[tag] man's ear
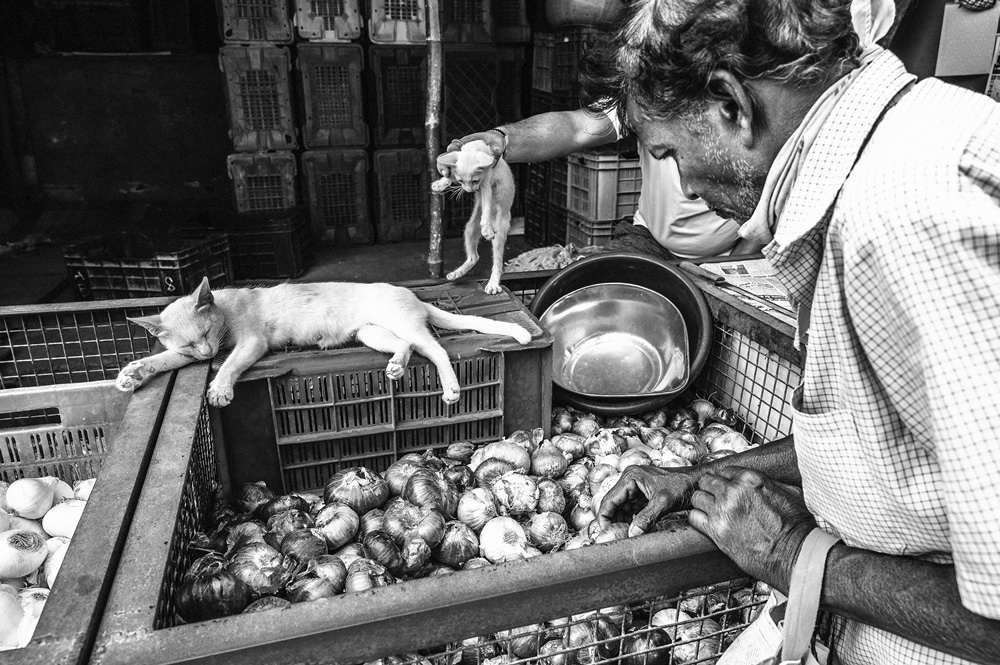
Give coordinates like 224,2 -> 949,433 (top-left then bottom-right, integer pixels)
128,315 -> 165,337
473,152 -> 495,170
194,276 -> 214,311
706,70 -> 757,147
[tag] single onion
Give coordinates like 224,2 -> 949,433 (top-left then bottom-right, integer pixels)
344,558 -> 395,592
491,472 -> 538,516
663,431 -> 707,462
591,472 -> 621,519
5,479 -> 55,520
639,427 -> 670,451
302,554 -> 347,592
550,433 -> 586,462
568,504 -> 596,532
256,494 -> 309,521
642,408 -> 668,428
43,477 -> 74,504
332,542 -> 367,569
478,516 -> 528,563
564,616 -> 620,664
587,464 -> 617,496
363,531 -> 405,577
473,441 -> 531,473
324,467 -> 389,515
42,542 -> 69,588
0,529 -> 47,578
432,521 -> 479,568
558,463 -> 590,498
400,536 -> 432,576
403,468 -> 459,518
286,574 -> 339,602
243,596 -> 292,613
535,478 -> 566,515
526,512 -> 568,552
443,465 -> 475,494
225,521 -> 267,553
496,623 -> 544,658
266,509 -> 314,542
462,557 -> 491,570
313,503 -> 360,550
183,552 -> 228,583
175,570 -> 251,622
452,635 -> 501,665
444,442 -> 476,465
610,415 -> 645,431
381,499 -> 446,548
0,587 -> 22,648
227,542 -> 296,597
698,423 -> 733,449
384,454 -> 427,496
619,629 -> 672,665
539,639 -> 570,665
358,509 -> 385,541
456,488 -> 498,533
571,417 -> 600,439
584,430 -> 625,457
474,458 -> 516,490
712,430 -> 752,453
235,481 -> 275,515
672,617 -> 723,663
73,478 -> 96,501
531,442 -> 568,478
668,407 -> 698,433
617,448 -> 652,471
551,408 -> 575,434
280,529 -> 328,563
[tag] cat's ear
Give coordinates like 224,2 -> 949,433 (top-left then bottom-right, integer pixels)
436,152 -> 459,176
194,277 -> 214,311
472,152 -> 495,170
128,315 -> 165,337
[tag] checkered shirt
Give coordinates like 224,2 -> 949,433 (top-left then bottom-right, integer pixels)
762,51 -> 1000,664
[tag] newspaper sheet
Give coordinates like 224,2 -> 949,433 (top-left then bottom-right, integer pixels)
697,259 -> 796,325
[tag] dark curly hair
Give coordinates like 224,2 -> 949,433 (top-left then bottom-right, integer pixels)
581,0 -> 860,131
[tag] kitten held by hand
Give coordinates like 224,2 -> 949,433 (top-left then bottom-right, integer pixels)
115,277 -> 532,407
433,140 -> 515,295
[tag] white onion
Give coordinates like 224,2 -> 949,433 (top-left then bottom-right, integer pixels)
43,542 -> 69,588
9,517 -> 46,539
43,477 -> 74,503
479,517 -> 528,563
5,479 -> 55,520
0,530 -> 47,578
591,472 -> 622,519
73,478 -> 97,501
42,499 -> 86,539
0,591 -> 24,648
456,488 -> 498,533
491,472 -> 539,517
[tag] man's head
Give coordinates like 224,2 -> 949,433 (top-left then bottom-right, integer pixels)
582,0 -> 861,223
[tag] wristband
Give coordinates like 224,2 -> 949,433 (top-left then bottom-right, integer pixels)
486,127 -> 509,161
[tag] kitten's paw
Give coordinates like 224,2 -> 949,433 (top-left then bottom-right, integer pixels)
445,270 -> 461,281
483,279 -> 503,295
115,361 -> 146,392
442,384 -> 461,404
385,360 -> 406,380
207,382 -> 234,408
431,177 -> 451,193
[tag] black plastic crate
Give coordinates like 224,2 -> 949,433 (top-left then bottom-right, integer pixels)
371,46 -> 428,147
442,44 -> 499,140
64,234 -> 232,300
220,45 -> 297,151
298,43 -> 367,148
374,148 -> 429,242
217,0 -> 294,43
301,148 -> 372,245
294,0 -> 363,42
227,150 -> 299,212
440,0 -> 491,42
531,32 -> 554,92
549,155 -> 569,207
552,27 -> 600,94
51,0 -> 150,52
492,0 -> 529,43
498,45 -> 526,124
530,88 -> 553,115
369,0 -> 427,43
523,193 -> 549,248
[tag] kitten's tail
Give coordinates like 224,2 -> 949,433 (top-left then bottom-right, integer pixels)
423,303 -> 532,345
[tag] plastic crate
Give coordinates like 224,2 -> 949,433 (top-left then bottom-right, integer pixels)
301,148 -> 372,245
531,32 -> 554,92
500,268 -> 557,308
440,0 -> 492,43
217,0 -> 293,43
293,0 -> 362,41
220,45 -> 297,152
552,26 -> 600,94
297,43 -> 367,148
549,155 -> 569,207
227,150 -> 299,212
492,0 -> 529,43
369,0 -> 427,43
51,0 -> 149,52
371,46 -> 428,147
523,193 -> 549,248
88,289 -> 804,665
548,202 -> 568,246
64,234 -> 232,301
443,45 -> 499,144
374,148 -> 430,242
565,210 -> 615,247
497,45 -> 526,124
567,149 -> 642,222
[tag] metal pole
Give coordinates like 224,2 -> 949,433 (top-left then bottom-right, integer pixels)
425,0 -> 444,278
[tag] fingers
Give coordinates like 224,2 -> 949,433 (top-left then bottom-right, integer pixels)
446,138 -> 465,152
596,476 -> 640,527
628,493 -> 672,535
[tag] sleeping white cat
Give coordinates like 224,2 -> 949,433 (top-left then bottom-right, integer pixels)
116,277 -> 532,407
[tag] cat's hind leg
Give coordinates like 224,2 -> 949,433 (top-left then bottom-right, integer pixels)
356,325 -> 413,381
396,327 -> 461,404
446,205 -> 483,282
483,211 -> 510,295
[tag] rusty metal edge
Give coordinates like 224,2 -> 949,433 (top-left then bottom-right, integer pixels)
0,296 -> 177,317
695,282 -> 800,367
8,371 -> 176,665
92,523 -> 742,665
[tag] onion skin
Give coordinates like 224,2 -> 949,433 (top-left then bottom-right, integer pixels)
344,558 -> 395,592
443,465 -> 476,494
183,552 -> 228,583
381,500 -> 446,548
571,417 -> 600,439
477,441 -> 531,473
619,630 -> 672,665
175,571 -> 251,622
474,458 -> 516,490
324,467 -> 389,515
535,478 -> 566,515
286,575 -> 339,603
384,455 -> 427,497
313,503 -> 360,550
358,509 -> 385,541
402,469 -> 459,518
456,488 -> 498,533
531,442 -> 568,478
256,495 -> 309,521
363,531 -> 405,578
479,516 -> 528,563
235,482 -> 275,515
491,472 -> 539,516
527,512 -> 568,552
243,596 -> 291,613
280,529 -> 328,563
432,521 -> 479,568
304,554 -> 347,592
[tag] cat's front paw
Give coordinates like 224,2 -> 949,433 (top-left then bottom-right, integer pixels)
207,381 -> 234,408
483,279 -> 503,295
385,360 -> 406,380
431,177 -> 451,193
115,361 -> 147,392
442,384 -> 461,405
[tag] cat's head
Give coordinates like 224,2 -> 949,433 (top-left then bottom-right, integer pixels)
128,277 -> 225,360
436,140 -> 495,193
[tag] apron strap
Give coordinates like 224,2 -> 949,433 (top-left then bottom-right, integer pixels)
779,528 -> 842,663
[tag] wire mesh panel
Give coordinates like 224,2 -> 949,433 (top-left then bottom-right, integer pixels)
294,0 -> 362,41
371,46 -> 428,147
218,0 -> 294,43
440,0 -> 492,43
442,45 -> 499,141
302,148 -> 371,245
374,148 -> 430,242
220,45 -> 297,151
369,0 -> 427,43
298,44 -> 367,148
227,150 -> 298,212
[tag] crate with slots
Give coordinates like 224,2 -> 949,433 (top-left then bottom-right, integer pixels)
227,150 -> 298,213
492,0 -> 529,43
301,148 -> 372,246
374,148 -> 430,242
83,280 -> 802,665
523,193 -> 550,248
64,233 -> 232,301
552,27 -> 601,95
531,32 -> 555,93
293,0 -> 362,42
567,149 -> 642,223
565,210 -> 616,248
369,0 -> 427,43
440,0 -> 492,43
298,43 -> 367,149
217,0 -> 293,43
220,45 -> 297,152
0,298 -> 178,665
371,45 -> 429,147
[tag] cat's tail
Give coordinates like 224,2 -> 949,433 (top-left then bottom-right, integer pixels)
423,303 -> 532,345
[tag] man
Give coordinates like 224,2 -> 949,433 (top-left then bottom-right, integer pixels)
589,0 -> 1000,663
444,109 -> 760,260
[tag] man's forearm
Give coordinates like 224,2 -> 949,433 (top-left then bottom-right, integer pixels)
499,110 -> 616,163
707,434 -> 801,486
823,546 -> 1000,663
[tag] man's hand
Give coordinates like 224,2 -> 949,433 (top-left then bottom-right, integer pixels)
688,466 -> 816,592
444,131 -> 505,159
595,465 -> 698,535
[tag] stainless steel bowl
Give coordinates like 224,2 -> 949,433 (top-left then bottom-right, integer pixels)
540,282 -> 690,399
